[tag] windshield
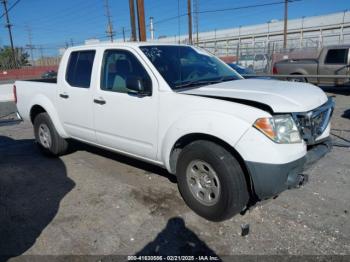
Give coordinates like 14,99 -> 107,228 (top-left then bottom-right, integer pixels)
140,45 -> 242,90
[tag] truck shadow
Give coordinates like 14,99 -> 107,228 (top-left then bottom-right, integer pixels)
67,140 -> 177,184
320,85 -> 350,96
136,217 -> 219,258
0,136 -> 75,261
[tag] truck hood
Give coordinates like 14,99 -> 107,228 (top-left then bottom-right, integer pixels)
178,79 -> 328,113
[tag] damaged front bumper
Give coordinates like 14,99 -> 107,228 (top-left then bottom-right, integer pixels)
246,138 -> 332,200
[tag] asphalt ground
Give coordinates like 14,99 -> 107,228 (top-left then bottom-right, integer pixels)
0,85 -> 349,260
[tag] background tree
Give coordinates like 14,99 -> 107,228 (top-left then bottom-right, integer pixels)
0,46 -> 30,69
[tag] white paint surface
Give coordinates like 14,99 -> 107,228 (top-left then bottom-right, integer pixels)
0,84 -> 14,102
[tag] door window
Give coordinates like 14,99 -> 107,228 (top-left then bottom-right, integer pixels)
101,49 -> 152,94
324,49 -> 348,64
255,54 -> 264,61
66,50 -> 96,88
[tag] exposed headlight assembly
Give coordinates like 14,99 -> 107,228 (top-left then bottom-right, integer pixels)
254,115 -> 302,144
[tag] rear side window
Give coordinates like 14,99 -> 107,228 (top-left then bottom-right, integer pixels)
255,54 -> 265,61
66,50 -> 96,88
324,49 -> 348,64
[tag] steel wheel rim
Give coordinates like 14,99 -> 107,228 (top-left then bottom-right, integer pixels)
186,160 -> 221,206
38,124 -> 52,149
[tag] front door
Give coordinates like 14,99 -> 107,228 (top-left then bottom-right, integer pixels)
93,48 -> 158,160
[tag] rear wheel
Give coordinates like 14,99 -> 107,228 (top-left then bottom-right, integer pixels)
287,74 -> 307,83
176,140 -> 249,222
34,112 -> 68,156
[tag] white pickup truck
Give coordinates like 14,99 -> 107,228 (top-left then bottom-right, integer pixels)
15,43 -> 334,221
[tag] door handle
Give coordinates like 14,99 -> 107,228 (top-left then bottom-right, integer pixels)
59,93 -> 69,99
94,98 -> 106,105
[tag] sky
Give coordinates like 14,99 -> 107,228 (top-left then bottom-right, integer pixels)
0,0 -> 349,57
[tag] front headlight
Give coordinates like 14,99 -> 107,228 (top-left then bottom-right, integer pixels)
254,115 -> 302,144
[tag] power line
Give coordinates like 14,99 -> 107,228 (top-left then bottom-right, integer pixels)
197,0 -> 302,14
0,0 -> 21,19
19,0 -> 97,25
152,0 -> 303,26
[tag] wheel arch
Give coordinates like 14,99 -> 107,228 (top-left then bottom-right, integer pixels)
29,95 -> 68,138
169,133 -> 255,200
290,69 -> 310,81
30,104 -> 46,123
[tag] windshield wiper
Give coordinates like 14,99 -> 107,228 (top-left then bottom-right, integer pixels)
174,76 -> 237,89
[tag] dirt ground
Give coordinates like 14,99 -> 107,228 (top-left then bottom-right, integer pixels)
0,86 -> 349,260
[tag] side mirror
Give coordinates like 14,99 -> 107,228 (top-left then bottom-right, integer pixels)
126,76 -> 151,96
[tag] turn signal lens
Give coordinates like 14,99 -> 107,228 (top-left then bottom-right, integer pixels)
254,118 -> 276,140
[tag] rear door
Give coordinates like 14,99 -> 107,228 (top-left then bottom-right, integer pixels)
57,50 -> 97,142
318,48 -> 350,85
93,47 -> 158,159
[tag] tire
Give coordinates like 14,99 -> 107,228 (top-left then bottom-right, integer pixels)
176,140 -> 249,222
34,112 -> 68,156
287,74 -> 307,83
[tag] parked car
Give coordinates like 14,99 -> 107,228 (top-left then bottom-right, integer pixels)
41,70 -> 57,79
227,63 -> 271,79
15,43 -> 333,221
238,54 -> 269,72
227,63 -> 255,75
273,45 -> 350,85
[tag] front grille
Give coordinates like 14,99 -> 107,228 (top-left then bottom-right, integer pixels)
292,97 -> 334,145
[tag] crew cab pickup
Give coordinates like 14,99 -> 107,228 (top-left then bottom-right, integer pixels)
273,45 -> 350,85
15,43 -> 334,221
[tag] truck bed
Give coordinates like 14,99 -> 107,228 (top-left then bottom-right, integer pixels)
15,79 -> 57,122
276,58 -> 318,65
274,58 -> 319,81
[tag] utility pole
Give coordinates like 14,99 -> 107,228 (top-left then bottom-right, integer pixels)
122,27 -> 126,42
39,45 -> 44,66
1,0 -> 16,67
70,38 -> 74,46
283,0 -> 288,49
149,17 -> 155,40
193,0 -> 199,45
25,25 -> 35,66
129,0 -> 137,41
104,0 -> 115,42
187,0 -> 193,45
136,0 -> 146,41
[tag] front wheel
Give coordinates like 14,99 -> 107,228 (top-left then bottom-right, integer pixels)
176,140 -> 249,222
34,112 -> 68,156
